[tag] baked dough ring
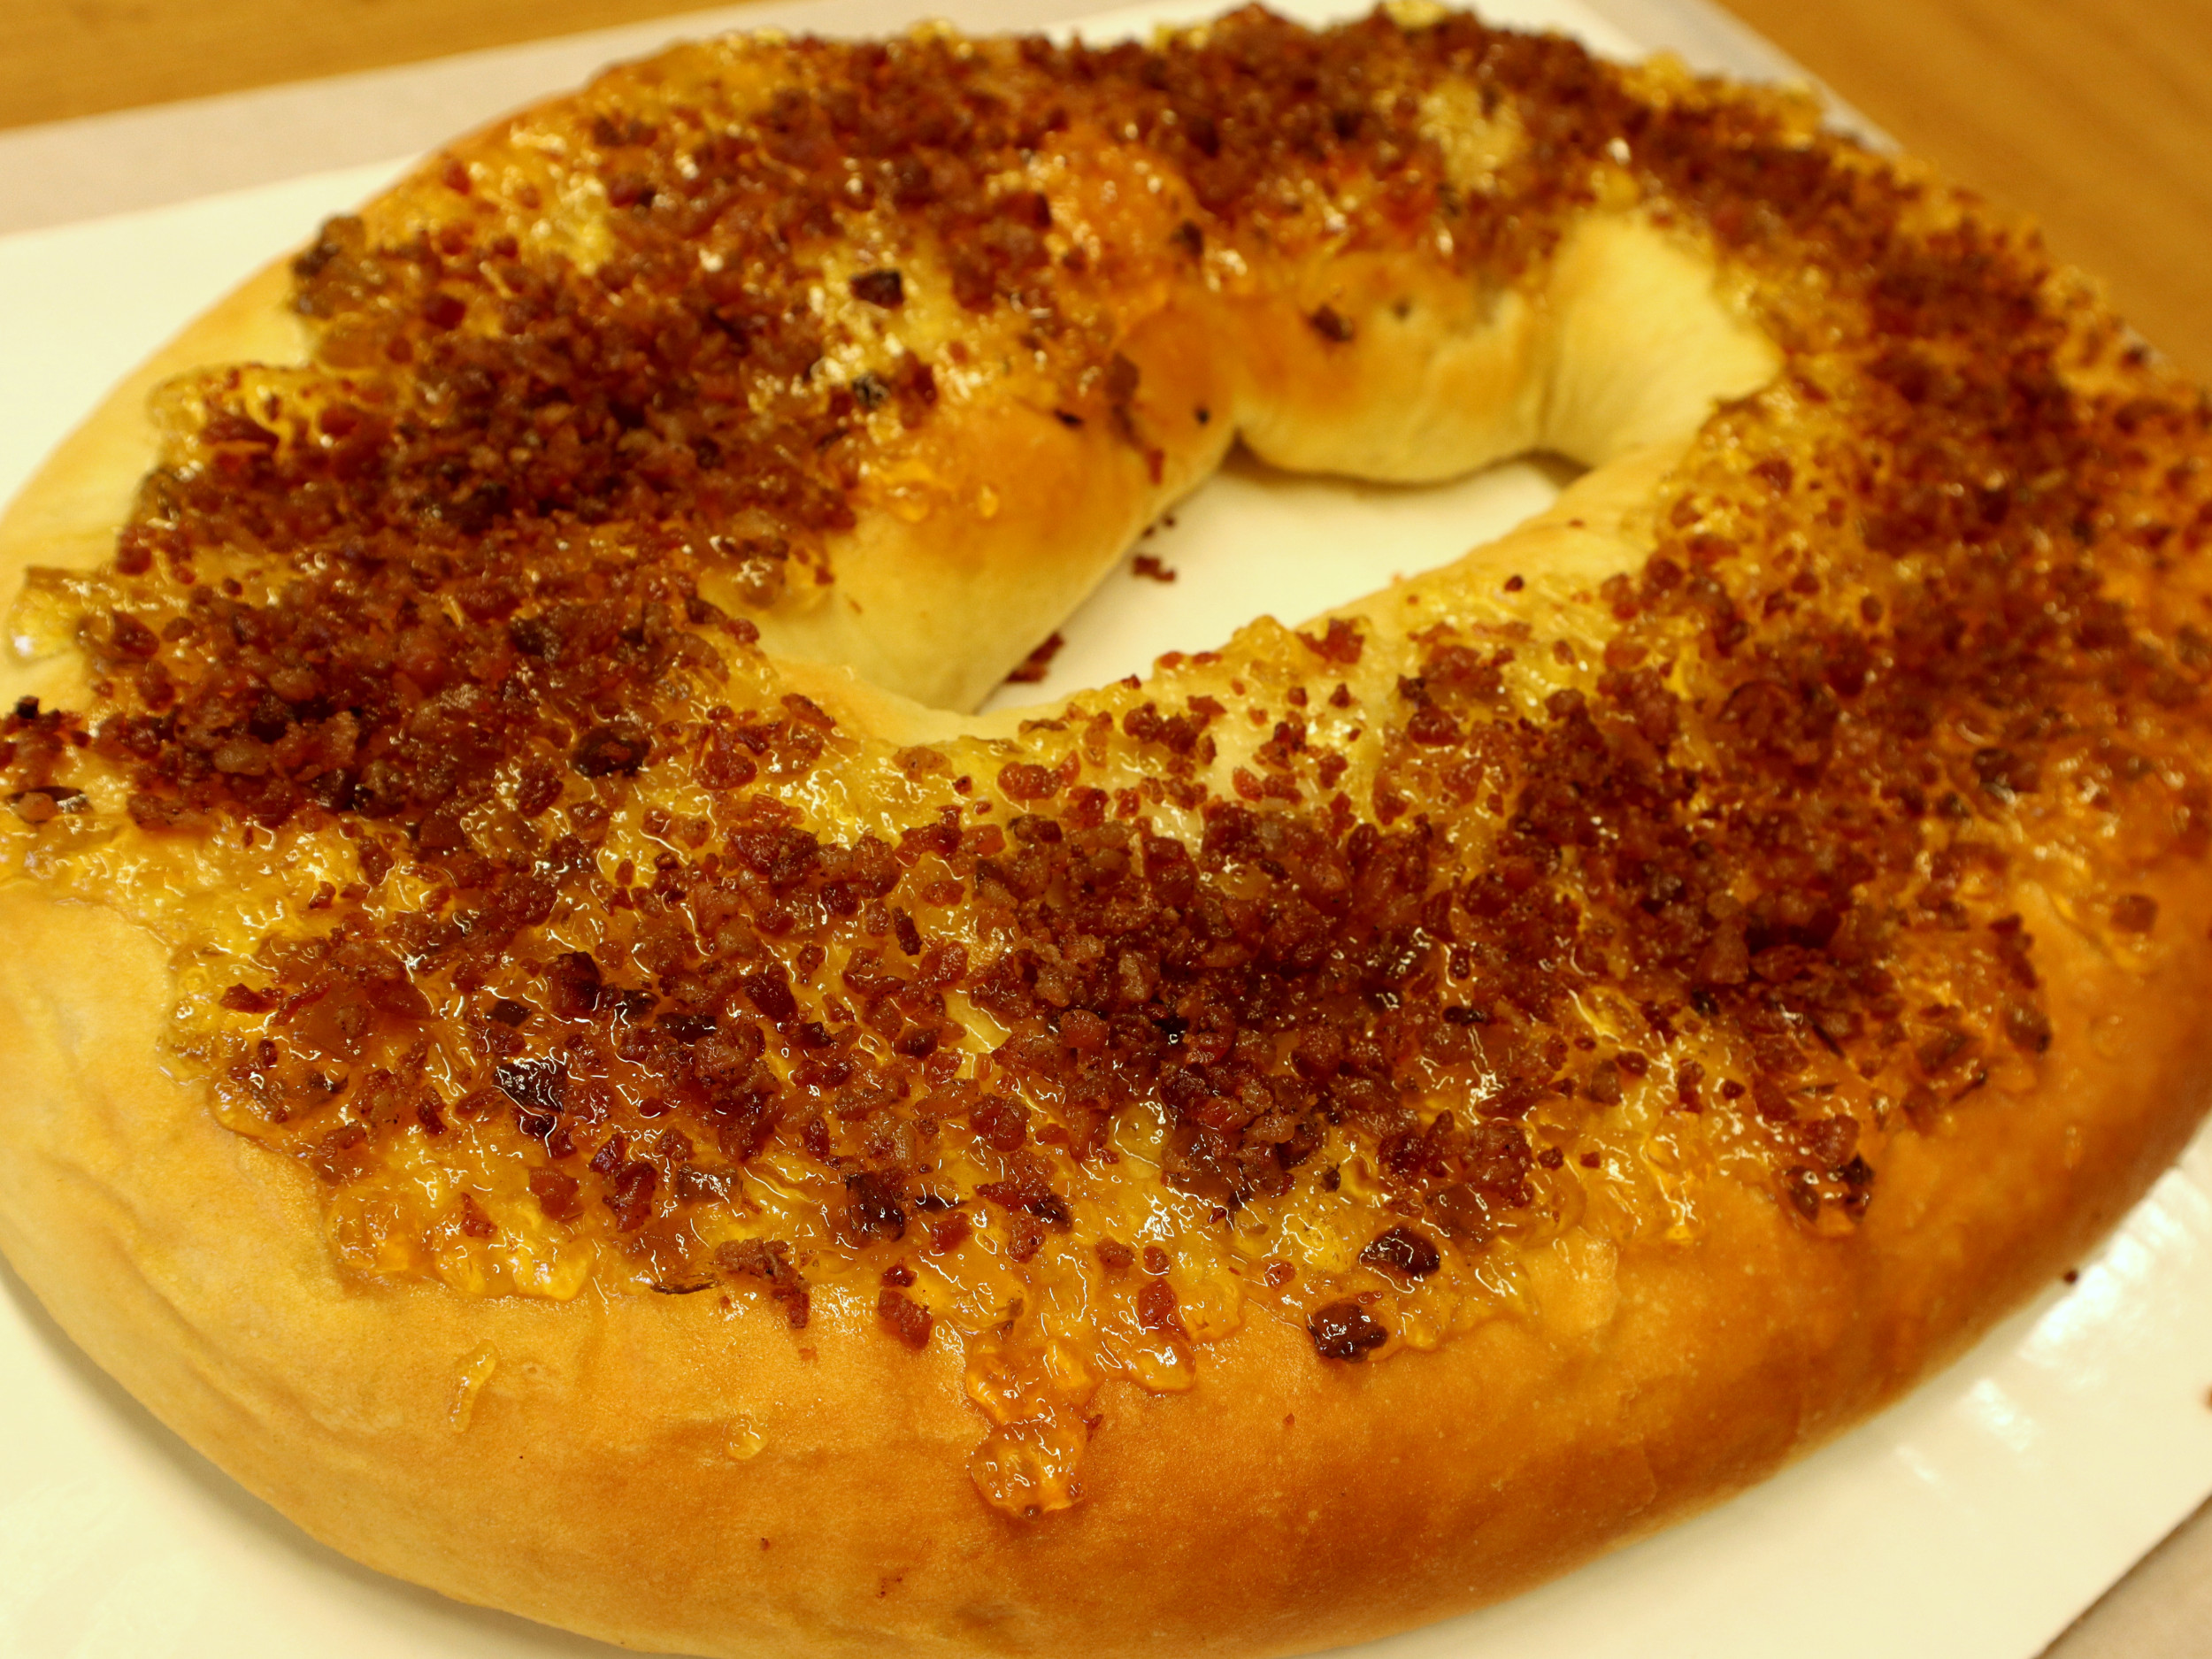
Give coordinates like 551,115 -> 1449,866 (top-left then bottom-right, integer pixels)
4,8 -> 2211,1657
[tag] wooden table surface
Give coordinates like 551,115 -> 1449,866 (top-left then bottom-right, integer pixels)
4,0 -> 2209,378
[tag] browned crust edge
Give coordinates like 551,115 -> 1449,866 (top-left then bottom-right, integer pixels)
2,840 -> 2205,1658
2,29 -> 2210,1659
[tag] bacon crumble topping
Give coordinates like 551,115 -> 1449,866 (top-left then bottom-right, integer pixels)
6,7 -> 2212,1515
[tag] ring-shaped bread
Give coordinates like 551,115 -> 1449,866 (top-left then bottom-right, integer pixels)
3,7 -> 2211,1656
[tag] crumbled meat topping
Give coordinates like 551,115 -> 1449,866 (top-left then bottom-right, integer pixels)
7,8 -> 2212,1517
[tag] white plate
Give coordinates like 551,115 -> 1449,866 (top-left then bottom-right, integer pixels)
2,2 -> 2208,1655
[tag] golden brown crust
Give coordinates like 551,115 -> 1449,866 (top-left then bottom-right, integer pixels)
4,813 -> 2206,1657
4,10 -> 2212,1658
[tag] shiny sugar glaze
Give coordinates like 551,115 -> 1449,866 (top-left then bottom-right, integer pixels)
8,9 -> 2212,1514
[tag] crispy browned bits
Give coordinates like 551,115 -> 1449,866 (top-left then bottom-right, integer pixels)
7,11 -> 2212,1380
571,723 -> 654,779
1309,1299 -> 1390,1361
1359,1225 -> 1442,1279
848,268 -> 905,308
717,1239 -> 811,1329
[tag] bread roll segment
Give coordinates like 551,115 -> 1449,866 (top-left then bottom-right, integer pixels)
3,7 -> 2211,1656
